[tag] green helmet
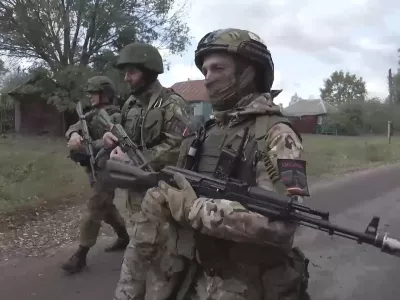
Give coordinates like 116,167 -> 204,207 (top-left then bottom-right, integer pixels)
116,42 -> 164,74
85,76 -> 116,102
194,28 -> 274,91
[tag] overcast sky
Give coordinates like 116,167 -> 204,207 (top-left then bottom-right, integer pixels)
158,0 -> 400,107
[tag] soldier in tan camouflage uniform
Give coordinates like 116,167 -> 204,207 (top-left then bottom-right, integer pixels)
102,42 -> 192,300
141,29 -> 311,300
62,76 -> 129,274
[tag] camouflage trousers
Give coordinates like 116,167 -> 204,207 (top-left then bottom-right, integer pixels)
184,249 -> 311,300
79,184 -> 126,248
113,191 -> 186,300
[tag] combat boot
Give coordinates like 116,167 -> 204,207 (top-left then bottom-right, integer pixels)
61,245 -> 89,274
105,225 -> 130,252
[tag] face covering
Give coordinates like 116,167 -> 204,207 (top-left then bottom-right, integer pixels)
206,63 -> 256,112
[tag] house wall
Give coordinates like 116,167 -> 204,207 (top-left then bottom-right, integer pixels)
18,98 -> 64,136
290,115 -> 318,134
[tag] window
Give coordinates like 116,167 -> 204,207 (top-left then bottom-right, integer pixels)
317,115 -> 323,125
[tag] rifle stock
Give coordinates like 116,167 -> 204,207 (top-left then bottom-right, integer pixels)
105,160 -> 400,258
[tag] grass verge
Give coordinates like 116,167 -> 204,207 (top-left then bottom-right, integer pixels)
1,133 -> 400,222
303,134 -> 400,178
0,134 -> 91,228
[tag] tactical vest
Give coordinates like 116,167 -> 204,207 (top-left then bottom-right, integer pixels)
181,113 -> 301,274
120,87 -> 178,147
174,114 -> 310,300
89,105 -> 121,140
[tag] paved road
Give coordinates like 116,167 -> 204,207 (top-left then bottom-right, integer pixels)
1,165 -> 400,300
296,164 -> 400,300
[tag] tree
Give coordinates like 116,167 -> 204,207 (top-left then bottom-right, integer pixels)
386,49 -> 400,105
0,0 -> 190,72
1,65 -> 30,92
367,96 -> 382,103
289,93 -> 301,105
0,0 -> 191,111
0,59 -> 8,85
393,50 -> 400,104
394,72 -> 400,104
320,70 -> 367,106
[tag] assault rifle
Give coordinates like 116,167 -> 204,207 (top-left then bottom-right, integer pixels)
97,108 -> 153,172
75,101 -> 97,183
104,159 -> 400,258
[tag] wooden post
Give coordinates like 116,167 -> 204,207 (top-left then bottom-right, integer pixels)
388,120 -> 393,144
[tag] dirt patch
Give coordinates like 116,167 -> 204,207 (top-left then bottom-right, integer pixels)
0,190 -> 129,261
0,196 -> 84,260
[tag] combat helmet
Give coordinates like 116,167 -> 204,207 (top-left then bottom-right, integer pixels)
116,42 -> 164,74
84,75 -> 116,102
195,28 -> 274,92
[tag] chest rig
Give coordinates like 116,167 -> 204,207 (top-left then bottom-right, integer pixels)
181,114 -> 302,276
89,105 -> 121,140
121,88 -> 177,148
184,118 -> 257,184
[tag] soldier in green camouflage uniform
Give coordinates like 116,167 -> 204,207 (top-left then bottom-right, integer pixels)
141,29 -> 312,300
102,43 -> 192,300
62,76 -> 129,274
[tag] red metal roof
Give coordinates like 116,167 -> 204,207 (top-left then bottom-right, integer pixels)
171,79 -> 209,102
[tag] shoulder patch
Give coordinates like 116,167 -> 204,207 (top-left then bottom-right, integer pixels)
277,159 -> 310,197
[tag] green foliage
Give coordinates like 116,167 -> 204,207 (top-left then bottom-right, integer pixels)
324,103 -> 364,136
320,70 -> 367,106
0,59 -> 8,84
388,49 -> 400,104
0,0 -> 190,110
323,100 -> 400,136
47,65 -> 95,112
0,0 -> 191,71
393,72 -> 400,104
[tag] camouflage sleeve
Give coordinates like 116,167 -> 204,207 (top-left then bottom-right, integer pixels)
65,121 -> 82,139
145,94 -> 192,171
92,108 -> 121,151
176,137 -> 191,168
184,123 -> 304,250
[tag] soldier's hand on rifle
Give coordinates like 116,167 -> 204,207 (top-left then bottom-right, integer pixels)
67,132 -> 83,150
141,187 -> 171,221
156,173 -> 198,222
110,146 -> 131,163
103,132 -> 118,149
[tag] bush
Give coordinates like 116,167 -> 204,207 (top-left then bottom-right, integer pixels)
324,101 -> 400,136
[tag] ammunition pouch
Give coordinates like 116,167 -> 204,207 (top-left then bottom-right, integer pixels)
142,107 -> 164,148
290,246 -> 311,300
124,105 -> 144,143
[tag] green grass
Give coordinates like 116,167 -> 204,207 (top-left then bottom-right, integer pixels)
0,134 -> 90,214
303,134 -> 400,178
0,133 -> 399,216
